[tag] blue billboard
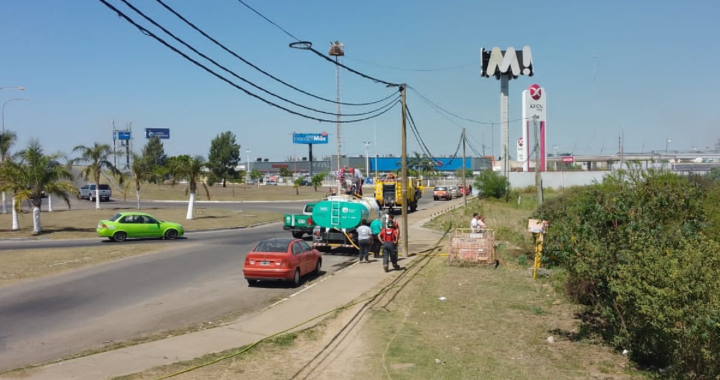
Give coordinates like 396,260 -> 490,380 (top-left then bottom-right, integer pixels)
113,131 -> 131,141
293,132 -> 328,145
145,128 -> 170,139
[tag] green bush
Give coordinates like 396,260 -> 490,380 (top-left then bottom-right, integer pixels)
474,170 -> 509,199
533,168 -> 720,379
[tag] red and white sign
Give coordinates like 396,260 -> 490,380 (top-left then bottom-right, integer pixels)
528,84 -> 542,100
521,84 -> 547,172
561,156 -> 575,163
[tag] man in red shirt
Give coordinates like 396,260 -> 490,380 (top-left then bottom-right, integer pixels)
379,220 -> 401,272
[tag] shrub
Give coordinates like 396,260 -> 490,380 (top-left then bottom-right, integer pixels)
533,168 -> 720,378
474,170 -> 509,199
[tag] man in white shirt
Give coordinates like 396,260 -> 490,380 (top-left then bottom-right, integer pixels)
471,213 -> 487,233
353,168 -> 364,196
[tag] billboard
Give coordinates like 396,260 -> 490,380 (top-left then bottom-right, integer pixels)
293,132 -> 328,145
113,131 -> 131,141
145,128 -> 170,139
521,84 -> 547,172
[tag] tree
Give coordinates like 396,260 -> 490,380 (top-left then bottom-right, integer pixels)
407,152 -> 438,179
250,169 -> 262,188
456,168 -> 474,179
474,170 -> 508,198
0,130 -> 18,214
123,153 -> 152,210
141,136 -> 167,183
207,131 -> 241,187
73,142 -> 124,209
169,155 -> 210,220
16,139 -> 78,234
0,157 -> 29,230
311,172 -> 327,192
293,177 -> 304,195
278,167 -> 293,185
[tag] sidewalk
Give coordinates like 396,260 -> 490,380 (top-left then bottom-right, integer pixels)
19,197 -> 468,380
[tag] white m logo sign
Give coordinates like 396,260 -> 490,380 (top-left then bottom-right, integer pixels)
481,46 -> 534,79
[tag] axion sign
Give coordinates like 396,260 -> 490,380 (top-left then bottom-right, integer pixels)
480,46 -> 534,79
528,84 -> 542,100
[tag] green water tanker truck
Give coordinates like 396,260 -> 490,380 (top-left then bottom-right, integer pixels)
311,195 -> 382,252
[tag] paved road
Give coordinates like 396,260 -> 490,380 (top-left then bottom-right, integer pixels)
0,225 -> 359,371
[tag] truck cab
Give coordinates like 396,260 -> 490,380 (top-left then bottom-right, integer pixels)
283,202 -> 318,238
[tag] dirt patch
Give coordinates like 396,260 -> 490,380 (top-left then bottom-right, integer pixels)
0,208 -> 281,240
0,244 -> 165,287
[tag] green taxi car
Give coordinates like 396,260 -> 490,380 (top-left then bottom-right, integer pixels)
97,212 -> 185,242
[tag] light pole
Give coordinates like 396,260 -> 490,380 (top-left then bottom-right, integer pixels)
0,86 -> 25,91
329,41 -> 345,191
363,142 -> 371,179
1,97 -> 30,215
246,148 -> 252,185
665,138 -> 671,155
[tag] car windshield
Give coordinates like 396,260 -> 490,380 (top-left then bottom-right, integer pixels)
108,213 -> 122,221
253,240 -> 291,253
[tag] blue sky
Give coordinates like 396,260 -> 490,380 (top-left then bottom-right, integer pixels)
1,0 -> 718,162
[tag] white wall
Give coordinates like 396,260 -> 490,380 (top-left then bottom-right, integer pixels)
509,171 -> 608,190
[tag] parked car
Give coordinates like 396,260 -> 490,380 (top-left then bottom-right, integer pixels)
79,184 -> 112,202
433,186 -> 451,201
458,184 -> 472,196
243,237 -> 322,287
448,186 -> 461,198
267,180 -> 278,186
96,212 -> 184,242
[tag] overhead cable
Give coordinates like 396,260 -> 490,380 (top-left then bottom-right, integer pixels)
344,57 -> 478,72
234,0 -> 301,41
119,0 -> 397,118
97,0 -> 400,124
155,0 -> 396,107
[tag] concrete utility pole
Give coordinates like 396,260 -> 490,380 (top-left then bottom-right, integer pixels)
533,115 -> 543,206
462,128 -> 467,208
400,84 -> 409,258
245,148 -> 252,185
500,77 -> 510,178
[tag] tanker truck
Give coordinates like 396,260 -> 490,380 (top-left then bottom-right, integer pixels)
311,195 -> 382,252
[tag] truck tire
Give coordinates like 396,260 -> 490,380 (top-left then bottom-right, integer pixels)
292,232 -> 304,239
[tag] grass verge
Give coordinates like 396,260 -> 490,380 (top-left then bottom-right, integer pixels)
120,183 -> 325,202
0,244 -> 164,287
0,207 -> 282,240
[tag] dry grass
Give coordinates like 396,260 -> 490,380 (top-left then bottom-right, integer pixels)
361,261 -> 649,380
0,244 -> 164,288
120,183 -> 325,202
0,207 -> 282,240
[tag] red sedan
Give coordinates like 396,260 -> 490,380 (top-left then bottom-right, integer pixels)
243,238 -> 322,287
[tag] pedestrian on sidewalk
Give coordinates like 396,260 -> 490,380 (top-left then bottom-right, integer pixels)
356,219 -> 373,263
370,217 -> 383,258
379,220 -> 401,272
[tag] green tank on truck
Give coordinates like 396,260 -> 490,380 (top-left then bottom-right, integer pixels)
311,195 -> 382,251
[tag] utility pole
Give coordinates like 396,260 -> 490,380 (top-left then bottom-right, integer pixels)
462,128 -> 467,208
400,84 -> 409,258
533,115 -> 543,206
329,41 -> 345,191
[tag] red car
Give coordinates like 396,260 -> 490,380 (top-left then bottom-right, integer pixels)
243,238 -> 322,287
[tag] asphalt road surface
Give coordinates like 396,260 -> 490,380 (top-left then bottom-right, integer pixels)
0,196 -> 438,371
0,225 -> 359,371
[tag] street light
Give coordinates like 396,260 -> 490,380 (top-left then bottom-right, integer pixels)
363,142 -> 371,178
665,139 -> 671,155
0,86 -> 25,91
1,97 -> 30,215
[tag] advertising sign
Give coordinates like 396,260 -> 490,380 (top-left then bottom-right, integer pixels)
521,84 -> 547,172
293,132 -> 328,145
516,137 -> 525,162
113,131 -> 131,141
561,156 -> 575,163
145,128 -> 170,139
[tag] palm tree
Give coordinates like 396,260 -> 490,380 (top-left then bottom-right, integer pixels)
169,155 -> 210,220
17,139 -> 78,234
73,142 -> 123,209
0,157 -> 30,230
122,153 -> 152,210
407,152 -> 438,179
0,130 -> 18,214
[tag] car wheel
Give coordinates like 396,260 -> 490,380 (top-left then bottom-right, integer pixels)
292,232 -> 304,239
291,268 -> 301,288
164,229 -> 178,240
313,258 -> 322,276
113,231 -> 127,242
246,279 -> 258,286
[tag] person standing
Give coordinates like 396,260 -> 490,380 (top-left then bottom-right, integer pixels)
353,168 -> 364,196
370,217 -> 383,258
379,220 -> 401,272
356,219 -> 373,263
471,212 -> 480,233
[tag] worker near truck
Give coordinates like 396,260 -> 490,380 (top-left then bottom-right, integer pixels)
353,168 -> 364,196
370,217 -> 383,258
379,220 -> 401,272
356,219 -> 373,263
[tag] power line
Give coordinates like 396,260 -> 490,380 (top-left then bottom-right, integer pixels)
405,104 -> 441,164
97,0 -> 400,124
154,0 -> 395,107
234,0 -> 300,41
119,0 -> 397,118
344,57 -> 478,72
410,86 -> 526,126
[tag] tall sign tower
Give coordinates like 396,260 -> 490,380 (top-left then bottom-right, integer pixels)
521,84 -> 548,171
480,46 -> 534,177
